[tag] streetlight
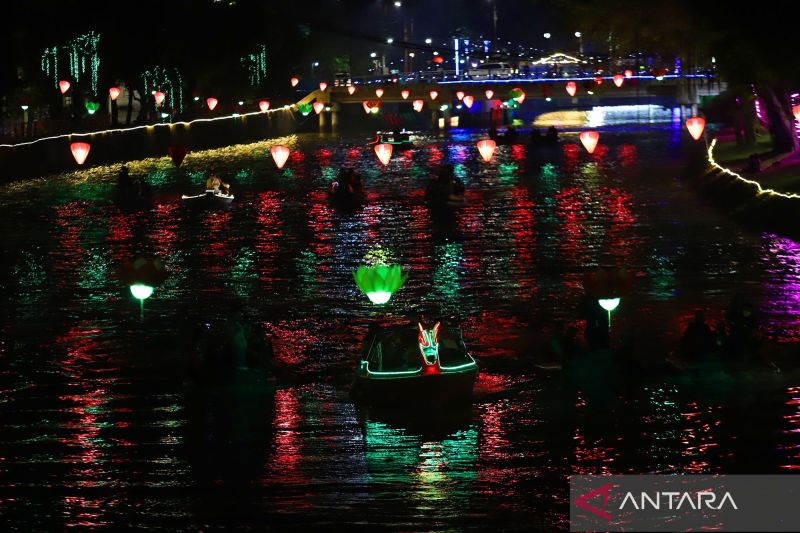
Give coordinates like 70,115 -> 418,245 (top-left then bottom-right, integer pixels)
311,61 -> 319,78
387,37 -> 394,44
425,38 -> 432,44
394,1 -> 402,6
543,32 -> 551,39
575,31 -> 583,55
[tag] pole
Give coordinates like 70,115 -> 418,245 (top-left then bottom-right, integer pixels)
140,299 -> 144,320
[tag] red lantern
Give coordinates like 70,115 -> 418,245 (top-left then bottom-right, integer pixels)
463,95 -> 474,109
579,130 -> 600,154
362,101 -> 372,114
374,143 -> 393,166
291,77 -> 300,87
429,90 -> 438,100
456,91 -> 465,101
375,88 -> 384,98
476,139 -> 496,162
651,68 -> 667,79
319,82 -> 328,92
259,100 -> 270,112
313,101 -> 325,114
624,69 -> 633,79
685,116 -> 706,141
347,85 -> 356,95
613,74 -> 624,88
792,104 -> 800,122
485,89 -> 494,100
433,55 -> 444,64
70,142 -> 90,165
566,81 -> 577,97
168,145 -> 188,168
271,145 -> 290,169
594,76 -> 603,85
59,80 -> 71,94
154,91 -> 166,106
109,87 -> 121,101
511,88 -> 525,103
413,99 -> 424,112
401,89 -> 410,100
206,97 -> 218,111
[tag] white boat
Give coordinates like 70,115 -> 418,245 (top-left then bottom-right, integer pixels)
181,190 -> 234,206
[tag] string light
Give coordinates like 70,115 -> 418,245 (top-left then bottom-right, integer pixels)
707,138 -> 800,200
242,43 -> 267,87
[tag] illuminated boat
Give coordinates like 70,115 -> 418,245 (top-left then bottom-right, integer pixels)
368,130 -> 416,148
352,322 -> 478,406
181,190 -> 234,206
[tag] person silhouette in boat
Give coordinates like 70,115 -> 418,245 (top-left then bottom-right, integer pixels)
545,126 -> 559,145
679,310 -> 716,361
118,165 -> 133,190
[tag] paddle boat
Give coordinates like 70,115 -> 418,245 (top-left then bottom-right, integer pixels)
181,189 -> 234,207
368,130 -> 416,148
352,322 -> 478,406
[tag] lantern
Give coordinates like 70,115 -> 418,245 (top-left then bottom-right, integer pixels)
347,85 -> 356,95
270,145 -> 290,169
413,99 -> 424,112
624,69 -> 633,79
374,143 -> 393,166
613,74 -> 624,88
566,81 -> 577,97
168,145 -> 188,168
463,95 -> 474,109
58,80 -> 70,94
70,142 -> 91,165
594,76 -> 603,85
401,89 -> 410,100
429,90 -> 438,100
375,88 -> 384,98
685,116 -> 706,141
598,297 -> 621,329
85,101 -> 100,115
319,82 -> 328,92
353,264 -> 408,305
259,100 -> 270,112
291,76 -> 300,87
313,101 -> 325,114
109,87 -> 121,101
206,97 -> 218,111
433,56 -> 444,64
154,91 -> 166,106
297,103 -> 313,116
510,88 -> 525,103
579,130 -> 600,154
476,139 -> 496,162
456,91 -> 465,101
485,89 -> 494,100
792,104 -> 800,122
362,101 -> 372,114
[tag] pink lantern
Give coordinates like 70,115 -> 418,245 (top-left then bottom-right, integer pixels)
313,101 -> 325,114
270,145 -> 290,169
566,81 -> 577,97
374,143 -> 393,166
594,76 -> 603,85
512,88 -> 525,103
362,101 -> 372,114
413,99 -> 424,112
347,85 -> 356,95
259,100 -> 270,112
476,139 -> 496,162
109,87 -> 121,101
70,142 -> 91,165
463,95 -> 474,109
485,89 -> 494,99
624,69 -> 633,79
792,104 -> 800,122
429,90 -> 438,100
291,77 -> 300,87
59,80 -> 71,94
579,131 -> 600,154
401,89 -> 410,100
319,82 -> 328,92
613,74 -> 624,88
456,91 -> 465,101
206,97 -> 218,111
685,116 -> 706,141
154,91 -> 166,106
375,88 -> 384,98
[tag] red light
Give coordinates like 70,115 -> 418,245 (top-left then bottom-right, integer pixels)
685,116 -> 706,140
109,87 -> 121,101
259,100 -> 270,112
313,101 -> 325,114
566,81 -> 577,97
271,145 -> 290,169
429,90 -> 438,100
59,80 -> 71,94
401,89 -> 410,100
290,77 -> 299,87
792,104 -> 800,122
362,101 -> 372,114
347,85 -> 356,95
463,95 -> 474,109
154,91 -> 165,106
374,143 -> 393,166
70,142 -> 90,165
375,88 -> 384,98
613,74 -> 624,88
319,82 -> 328,92
456,91 -> 465,101
413,99 -> 424,112
485,89 -> 494,99
476,139 -> 496,162
594,76 -> 603,85
206,97 -> 218,110
624,69 -> 633,79
433,55 -> 444,64
579,130 -> 600,154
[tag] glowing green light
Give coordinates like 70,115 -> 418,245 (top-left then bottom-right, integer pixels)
366,291 -> 392,304
297,103 -> 313,116
354,264 -> 408,305
598,298 -> 620,312
85,101 -> 100,114
20,105 -> 29,111
130,284 -> 154,300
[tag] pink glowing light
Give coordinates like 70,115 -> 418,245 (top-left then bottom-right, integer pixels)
109,87 -> 121,101
456,91 -> 465,101
476,139 -> 496,162
319,82 -> 328,92
313,101 -> 325,114
374,143 -> 393,166
70,142 -> 90,165
375,88 -> 384,98
290,77 -> 299,87
429,90 -> 438,100
401,89 -> 410,100
413,99 -> 424,112
624,69 -> 633,79
685,116 -> 706,140
347,85 -> 356,95
613,74 -> 624,88
206,97 -> 218,111
154,91 -> 166,106
59,80 -> 71,94
566,81 -> 577,97
579,130 -> 600,154
485,89 -> 494,99
259,100 -> 270,112
463,95 -> 474,109
271,145 -> 290,169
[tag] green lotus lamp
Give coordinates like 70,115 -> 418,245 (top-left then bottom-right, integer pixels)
85,101 -> 100,115
130,283 -> 154,318
598,297 -> 621,331
354,264 -> 408,305
297,103 -> 313,116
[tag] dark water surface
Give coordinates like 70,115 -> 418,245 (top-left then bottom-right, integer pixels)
2,129 -> 800,530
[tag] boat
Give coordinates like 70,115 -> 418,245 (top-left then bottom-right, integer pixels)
181,189 -> 234,206
368,130 -> 416,148
352,322 -> 478,406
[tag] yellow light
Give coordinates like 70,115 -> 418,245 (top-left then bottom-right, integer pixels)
707,138 -> 800,200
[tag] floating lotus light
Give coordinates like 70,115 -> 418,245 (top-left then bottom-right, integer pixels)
509,87 -> 525,103
462,95 -> 474,109
456,91 -> 465,101
401,89 -> 410,100
429,90 -> 438,100
353,264 -> 408,305
685,116 -> 706,141
362,101 -> 372,114
270,145 -> 290,169
206,97 -> 218,111
413,99 -> 424,112
70,142 -> 90,165
579,130 -> 600,154
297,103 -> 313,116
109,87 -> 121,101
375,88 -> 384,98
598,297 -> 621,329
259,100 -> 270,112
168,145 -> 188,168
84,101 -> 100,115
485,89 -> 494,99
566,81 -> 577,97
59,80 -> 70,94
154,91 -> 166,106
120,256 -> 167,319
347,85 -> 356,95
312,101 -> 325,114
476,139 -> 496,162
374,143 -> 393,166
624,69 -> 633,79
319,82 -> 328,92
613,74 -> 624,88
291,76 -> 299,87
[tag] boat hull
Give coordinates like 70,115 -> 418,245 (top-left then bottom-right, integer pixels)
181,190 -> 234,207
352,368 -> 477,406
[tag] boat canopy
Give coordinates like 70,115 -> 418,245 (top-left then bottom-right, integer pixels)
362,324 -> 476,373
